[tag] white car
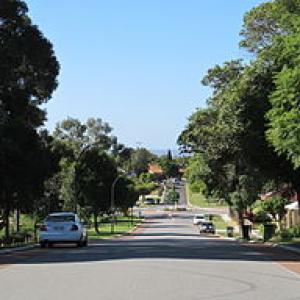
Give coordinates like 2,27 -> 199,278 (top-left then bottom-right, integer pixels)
193,214 -> 206,225
39,212 -> 88,248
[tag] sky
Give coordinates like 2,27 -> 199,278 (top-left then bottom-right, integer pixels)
26,0 -> 265,150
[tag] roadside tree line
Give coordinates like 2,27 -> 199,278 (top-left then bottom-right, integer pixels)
0,0 -> 159,241
179,0 -> 300,229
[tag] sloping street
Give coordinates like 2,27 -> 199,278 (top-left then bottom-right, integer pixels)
1,212 -> 300,300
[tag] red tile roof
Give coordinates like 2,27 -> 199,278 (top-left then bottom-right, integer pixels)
148,164 -> 163,174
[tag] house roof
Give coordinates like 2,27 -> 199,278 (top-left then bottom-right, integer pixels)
285,201 -> 299,210
260,187 -> 297,201
148,164 -> 163,174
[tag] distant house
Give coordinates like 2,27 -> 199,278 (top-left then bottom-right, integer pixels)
148,164 -> 163,175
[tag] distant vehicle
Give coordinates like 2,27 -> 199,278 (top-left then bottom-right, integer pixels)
199,222 -> 216,235
144,198 -> 156,205
171,178 -> 181,185
193,214 -> 206,225
39,212 -> 88,248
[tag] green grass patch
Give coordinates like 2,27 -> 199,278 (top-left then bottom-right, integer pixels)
0,214 -> 36,240
211,215 -> 228,230
87,216 -> 142,239
187,185 -> 227,208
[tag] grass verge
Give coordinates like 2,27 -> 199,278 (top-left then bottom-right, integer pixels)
87,216 -> 143,239
211,215 -> 228,230
186,184 -> 227,208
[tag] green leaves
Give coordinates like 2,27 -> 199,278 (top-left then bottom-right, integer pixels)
179,0 -> 300,218
76,149 -> 117,213
0,1 -> 59,236
267,67 -> 300,167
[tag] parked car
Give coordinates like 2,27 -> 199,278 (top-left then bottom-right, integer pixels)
39,212 -> 88,248
193,214 -> 206,225
199,221 -> 216,235
173,178 -> 181,185
144,198 -> 156,205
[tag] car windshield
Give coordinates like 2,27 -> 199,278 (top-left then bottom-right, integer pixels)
202,223 -> 213,226
45,215 -> 75,222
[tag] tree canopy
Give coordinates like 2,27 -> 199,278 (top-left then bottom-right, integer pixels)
179,0 -> 300,226
0,0 -> 59,238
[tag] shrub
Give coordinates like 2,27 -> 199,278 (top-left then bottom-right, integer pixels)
190,180 -> 206,193
275,225 -> 300,241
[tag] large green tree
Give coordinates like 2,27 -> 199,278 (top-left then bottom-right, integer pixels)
0,0 -> 59,238
179,0 -> 300,229
130,148 -> 156,176
52,117 -> 121,211
75,149 -> 117,233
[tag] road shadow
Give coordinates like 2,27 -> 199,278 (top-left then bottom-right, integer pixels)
1,236 -> 299,266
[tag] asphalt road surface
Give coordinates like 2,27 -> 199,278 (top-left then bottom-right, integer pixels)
1,214 -> 300,300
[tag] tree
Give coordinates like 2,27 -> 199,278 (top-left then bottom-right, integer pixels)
167,149 -> 173,161
130,148 -> 156,176
0,0 -> 59,116
165,188 -> 180,204
185,154 -> 209,193
267,65 -> 300,168
115,177 -> 139,215
53,117 -> 116,154
75,149 -> 117,234
159,158 -> 179,178
0,0 -> 59,238
260,195 -> 289,228
239,0 -> 300,53
178,0 -> 300,234
113,146 -> 134,172
52,117 -> 120,210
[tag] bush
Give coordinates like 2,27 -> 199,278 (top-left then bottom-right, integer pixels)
190,180 -> 206,193
275,226 -> 300,241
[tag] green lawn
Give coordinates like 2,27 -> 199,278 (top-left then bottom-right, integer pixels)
0,214 -> 36,240
186,185 -> 227,208
87,216 -> 142,239
211,215 -> 228,230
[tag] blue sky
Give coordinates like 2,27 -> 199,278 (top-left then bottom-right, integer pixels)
27,0 -> 264,149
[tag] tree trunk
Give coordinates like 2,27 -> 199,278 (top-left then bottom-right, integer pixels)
238,210 -> 243,235
33,220 -> 38,242
93,212 -> 100,235
16,208 -> 20,232
4,207 -> 10,240
296,189 -> 300,216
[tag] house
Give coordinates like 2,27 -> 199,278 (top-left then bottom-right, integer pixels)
148,164 -> 163,180
148,164 -> 163,175
260,187 -> 300,228
285,201 -> 300,228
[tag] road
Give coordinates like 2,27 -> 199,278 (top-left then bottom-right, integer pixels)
0,211 -> 300,300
